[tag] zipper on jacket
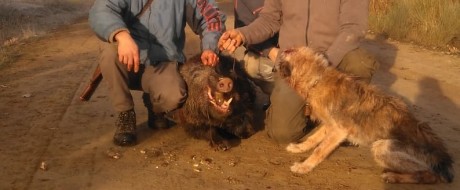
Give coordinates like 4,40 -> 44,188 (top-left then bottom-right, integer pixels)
305,0 -> 311,46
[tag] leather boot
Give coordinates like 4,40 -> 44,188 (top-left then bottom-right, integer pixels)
113,109 -> 137,146
143,92 -> 169,129
147,109 -> 170,129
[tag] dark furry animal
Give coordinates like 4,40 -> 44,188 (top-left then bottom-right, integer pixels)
167,54 -> 257,151
277,47 -> 454,184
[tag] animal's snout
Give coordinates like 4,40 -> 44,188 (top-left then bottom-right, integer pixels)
217,77 -> 233,93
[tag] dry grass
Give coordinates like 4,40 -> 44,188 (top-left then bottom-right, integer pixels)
0,0 -> 93,67
370,0 -> 460,52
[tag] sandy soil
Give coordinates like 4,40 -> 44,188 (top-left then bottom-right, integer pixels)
1,1 -> 459,190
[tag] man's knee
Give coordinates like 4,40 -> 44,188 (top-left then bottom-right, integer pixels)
144,76 -> 187,113
266,121 -> 307,144
337,48 -> 379,83
243,51 -> 261,78
148,82 -> 187,113
243,51 -> 274,81
163,87 -> 187,111
142,62 -> 187,112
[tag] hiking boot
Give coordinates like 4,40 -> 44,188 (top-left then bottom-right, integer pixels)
147,109 -> 170,129
143,92 -> 170,129
113,109 -> 137,146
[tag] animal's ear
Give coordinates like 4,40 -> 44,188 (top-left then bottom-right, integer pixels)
280,48 -> 298,62
277,61 -> 292,78
315,52 -> 331,67
214,55 -> 229,74
320,58 -> 330,67
216,54 -> 240,78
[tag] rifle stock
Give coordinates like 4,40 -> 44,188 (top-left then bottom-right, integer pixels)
79,65 -> 103,101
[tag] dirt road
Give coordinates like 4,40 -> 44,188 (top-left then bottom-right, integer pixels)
1,1 -> 459,189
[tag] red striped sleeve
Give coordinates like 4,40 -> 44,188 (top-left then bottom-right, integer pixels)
197,0 -> 222,31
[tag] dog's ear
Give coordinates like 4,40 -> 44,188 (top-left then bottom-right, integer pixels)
277,61 -> 292,78
320,58 -> 330,67
314,52 -> 331,67
280,48 -> 298,62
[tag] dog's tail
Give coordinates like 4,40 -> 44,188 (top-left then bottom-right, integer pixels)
415,122 -> 454,183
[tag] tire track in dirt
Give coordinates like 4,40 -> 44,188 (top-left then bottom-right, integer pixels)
0,20 -> 99,189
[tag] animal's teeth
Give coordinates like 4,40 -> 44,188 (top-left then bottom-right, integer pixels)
207,87 -> 214,100
222,98 -> 233,107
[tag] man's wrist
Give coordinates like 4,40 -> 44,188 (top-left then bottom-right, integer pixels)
235,29 -> 246,46
111,29 -> 130,43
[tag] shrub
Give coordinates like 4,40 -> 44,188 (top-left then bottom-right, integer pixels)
369,0 -> 460,50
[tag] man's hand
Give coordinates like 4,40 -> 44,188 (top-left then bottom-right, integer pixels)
115,31 -> 140,73
218,29 -> 244,53
201,50 -> 219,66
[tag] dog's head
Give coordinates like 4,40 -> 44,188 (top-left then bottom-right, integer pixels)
277,47 -> 329,91
277,47 -> 330,87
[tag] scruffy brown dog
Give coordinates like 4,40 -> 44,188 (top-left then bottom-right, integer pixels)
167,54 -> 257,151
277,47 -> 454,184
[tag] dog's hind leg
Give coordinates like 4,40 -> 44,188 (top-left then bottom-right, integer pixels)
290,127 -> 347,174
372,139 -> 440,183
286,125 -> 327,153
380,171 -> 440,184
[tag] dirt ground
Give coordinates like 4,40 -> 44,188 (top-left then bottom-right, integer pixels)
1,1 -> 460,190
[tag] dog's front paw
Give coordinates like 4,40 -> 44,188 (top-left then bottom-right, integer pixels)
210,139 -> 232,151
286,143 -> 307,153
290,162 -> 313,174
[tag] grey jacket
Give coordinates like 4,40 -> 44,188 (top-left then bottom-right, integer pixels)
234,0 -> 278,57
238,0 -> 369,66
89,0 -> 226,64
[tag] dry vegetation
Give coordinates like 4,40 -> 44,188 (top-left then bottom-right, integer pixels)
0,0 -> 94,67
370,0 -> 460,53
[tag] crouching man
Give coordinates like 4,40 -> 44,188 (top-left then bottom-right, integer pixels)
88,0 -> 226,146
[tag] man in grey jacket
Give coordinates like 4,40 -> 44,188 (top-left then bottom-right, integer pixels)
89,0 -> 226,146
219,0 -> 379,143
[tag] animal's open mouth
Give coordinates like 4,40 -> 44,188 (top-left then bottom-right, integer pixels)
207,86 -> 233,113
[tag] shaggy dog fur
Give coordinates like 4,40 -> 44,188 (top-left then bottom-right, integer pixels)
277,47 -> 454,184
167,54 -> 257,151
